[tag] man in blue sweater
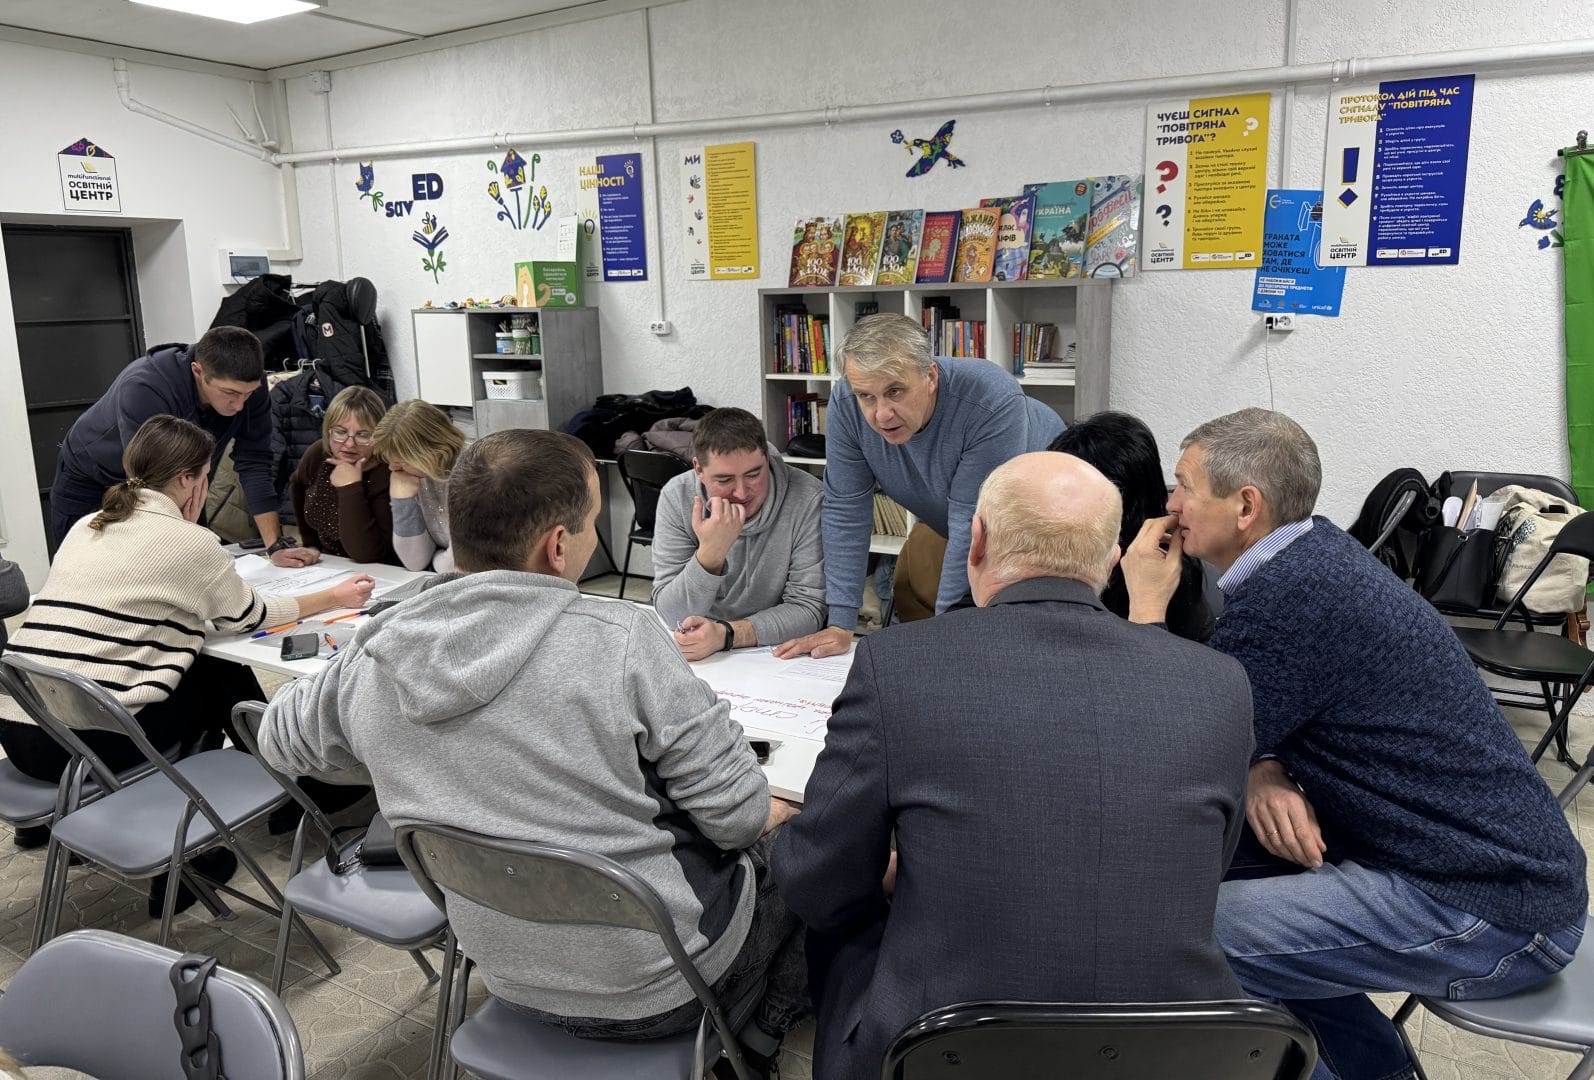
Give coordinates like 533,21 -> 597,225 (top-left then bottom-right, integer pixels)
776,314 -> 1062,658
50,326 -> 297,556
1123,407 -> 1587,1080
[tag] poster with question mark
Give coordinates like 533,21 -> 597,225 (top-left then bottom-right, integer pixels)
1142,92 -> 1271,269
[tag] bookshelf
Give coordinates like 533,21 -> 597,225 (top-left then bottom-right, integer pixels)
757,280 -> 1112,556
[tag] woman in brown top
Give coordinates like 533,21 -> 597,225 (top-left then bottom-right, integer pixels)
289,386 -> 399,564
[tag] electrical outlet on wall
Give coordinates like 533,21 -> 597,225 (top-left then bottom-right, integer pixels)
1263,314 -> 1295,332
649,320 -> 673,336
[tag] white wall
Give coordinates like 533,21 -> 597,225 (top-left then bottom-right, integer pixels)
280,0 -> 1588,530
0,41 -> 290,584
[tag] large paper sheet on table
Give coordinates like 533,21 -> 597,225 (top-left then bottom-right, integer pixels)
234,557 -> 406,597
691,646 -> 854,742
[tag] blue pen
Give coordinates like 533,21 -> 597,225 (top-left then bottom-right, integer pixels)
251,620 -> 301,639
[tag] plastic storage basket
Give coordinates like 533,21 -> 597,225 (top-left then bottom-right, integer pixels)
481,370 -> 539,399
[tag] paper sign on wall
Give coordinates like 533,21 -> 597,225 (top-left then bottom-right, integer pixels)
679,141 -> 760,280
591,152 -> 648,282
1319,75 -> 1474,267
1251,190 -> 1346,317
58,138 -> 121,214
1142,93 -> 1270,269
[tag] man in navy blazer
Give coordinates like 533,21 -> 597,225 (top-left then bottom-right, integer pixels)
773,452 -> 1255,1080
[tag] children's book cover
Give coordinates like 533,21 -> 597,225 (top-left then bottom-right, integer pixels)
875,209 -> 925,286
1084,175 -> 1143,279
980,194 -> 1036,281
788,216 -> 844,287
914,211 -> 961,283
1023,180 -> 1091,280
951,206 -> 1000,283
838,212 -> 887,287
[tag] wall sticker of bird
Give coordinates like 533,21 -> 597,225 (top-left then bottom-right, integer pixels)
891,120 -> 966,177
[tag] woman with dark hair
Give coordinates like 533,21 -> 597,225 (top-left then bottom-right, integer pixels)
0,415 -> 372,896
1049,411 -> 1215,641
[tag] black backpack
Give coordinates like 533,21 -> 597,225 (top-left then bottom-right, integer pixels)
1349,467 -> 1439,579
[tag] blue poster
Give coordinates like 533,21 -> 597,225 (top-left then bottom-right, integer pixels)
1367,75 -> 1474,266
1252,189 -> 1346,316
596,152 -> 648,281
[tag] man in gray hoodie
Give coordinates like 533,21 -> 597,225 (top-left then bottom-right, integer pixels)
652,408 -> 825,661
259,429 -> 806,1066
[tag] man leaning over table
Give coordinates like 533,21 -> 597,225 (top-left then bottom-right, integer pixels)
1121,407 -> 1587,1080
652,407 -> 825,661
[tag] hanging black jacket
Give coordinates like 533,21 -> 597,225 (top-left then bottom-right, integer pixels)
270,369 -> 336,524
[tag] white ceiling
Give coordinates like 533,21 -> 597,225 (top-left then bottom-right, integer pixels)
0,0 -> 623,71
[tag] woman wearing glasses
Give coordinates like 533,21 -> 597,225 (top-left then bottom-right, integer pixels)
288,386 -> 399,565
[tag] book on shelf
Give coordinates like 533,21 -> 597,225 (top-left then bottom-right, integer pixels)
786,392 -> 826,444
1024,341 -> 1077,371
873,494 -> 910,537
875,209 -> 925,286
951,206 -> 999,283
980,194 -> 1036,282
771,302 -> 831,374
921,297 -> 985,357
1085,175 -> 1142,279
788,215 -> 844,286
838,212 -> 887,287
1024,180 -> 1091,280
1010,322 -> 1060,376
855,300 -> 880,319
915,210 -> 961,284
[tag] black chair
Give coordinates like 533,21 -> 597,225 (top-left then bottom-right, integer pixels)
1453,510 -> 1594,805
881,1000 -> 1316,1080
395,822 -> 762,1080
616,449 -> 692,602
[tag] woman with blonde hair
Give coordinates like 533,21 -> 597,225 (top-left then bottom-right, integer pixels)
370,399 -> 465,572
0,416 -> 372,901
289,385 -> 397,565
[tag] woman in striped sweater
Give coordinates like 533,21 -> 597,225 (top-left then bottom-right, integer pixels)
0,415 -> 374,792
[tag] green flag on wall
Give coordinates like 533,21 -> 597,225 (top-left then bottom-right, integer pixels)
1565,150 -> 1594,506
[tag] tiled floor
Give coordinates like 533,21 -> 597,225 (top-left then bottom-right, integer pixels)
0,589 -> 1587,1078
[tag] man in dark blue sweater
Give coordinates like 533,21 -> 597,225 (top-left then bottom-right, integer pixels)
1123,408 -> 1587,1080
50,327 -> 300,558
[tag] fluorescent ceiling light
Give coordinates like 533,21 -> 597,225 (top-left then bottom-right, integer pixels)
129,0 -> 324,24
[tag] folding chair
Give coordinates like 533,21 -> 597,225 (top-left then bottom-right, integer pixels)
1394,942 -> 1594,1080
616,448 -> 692,601
396,821 -> 763,1080
0,654 -> 338,976
0,928 -> 304,1079
1451,511 -> 1594,804
230,702 -> 447,995
881,999 -> 1317,1080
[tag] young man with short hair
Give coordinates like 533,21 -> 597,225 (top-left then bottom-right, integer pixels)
1122,408 -> 1587,1080
50,326 -> 300,557
259,429 -> 807,1071
651,407 -> 825,661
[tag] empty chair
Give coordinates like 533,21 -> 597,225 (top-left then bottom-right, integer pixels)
616,448 -> 692,600
0,654 -> 337,974
1393,942 -> 1594,1080
229,702 -> 448,995
881,1000 -> 1316,1080
0,928 -> 304,1080
1452,511 -> 1594,804
395,821 -> 763,1080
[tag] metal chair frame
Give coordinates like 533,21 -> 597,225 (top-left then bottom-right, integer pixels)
1394,987 -> 1594,1080
615,448 -> 692,601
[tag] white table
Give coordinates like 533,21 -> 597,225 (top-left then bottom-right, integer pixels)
206,557 -> 852,801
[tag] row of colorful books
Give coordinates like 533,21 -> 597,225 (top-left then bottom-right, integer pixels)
786,393 -> 827,444
1012,322 -> 1061,376
771,304 -> 832,374
922,297 -> 986,359
787,175 -> 1143,289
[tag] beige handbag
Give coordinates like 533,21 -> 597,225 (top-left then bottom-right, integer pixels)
1493,485 -> 1590,614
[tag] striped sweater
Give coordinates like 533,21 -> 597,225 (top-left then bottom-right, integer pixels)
0,491 -> 299,725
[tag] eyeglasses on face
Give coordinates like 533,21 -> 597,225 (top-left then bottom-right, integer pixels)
329,427 -> 374,446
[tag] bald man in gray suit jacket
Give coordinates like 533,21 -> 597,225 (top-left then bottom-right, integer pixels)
774,453 -> 1255,1080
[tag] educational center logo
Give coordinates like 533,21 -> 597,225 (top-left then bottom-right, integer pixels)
58,138 -> 121,214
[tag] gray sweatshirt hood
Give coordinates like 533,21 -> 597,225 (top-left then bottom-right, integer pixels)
357,569 -> 579,725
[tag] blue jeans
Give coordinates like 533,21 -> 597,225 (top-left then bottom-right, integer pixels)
1218,857 -> 1585,1080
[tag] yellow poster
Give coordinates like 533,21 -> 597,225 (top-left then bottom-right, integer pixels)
1142,92 -> 1270,269
705,141 -> 758,280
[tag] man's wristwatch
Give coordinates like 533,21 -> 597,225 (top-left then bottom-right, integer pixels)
714,618 -> 735,653
266,536 -> 299,555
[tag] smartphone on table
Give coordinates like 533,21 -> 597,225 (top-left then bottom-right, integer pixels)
280,632 -> 321,662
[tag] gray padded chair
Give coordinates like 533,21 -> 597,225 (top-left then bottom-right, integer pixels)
0,654 -> 337,974
0,928 -> 305,1080
1394,943 -> 1594,1080
882,1000 -> 1317,1080
230,702 -> 447,994
396,821 -> 763,1080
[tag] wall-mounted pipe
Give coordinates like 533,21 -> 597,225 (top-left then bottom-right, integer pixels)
266,76 -> 302,263
270,36 -> 1594,167
113,59 -> 275,162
